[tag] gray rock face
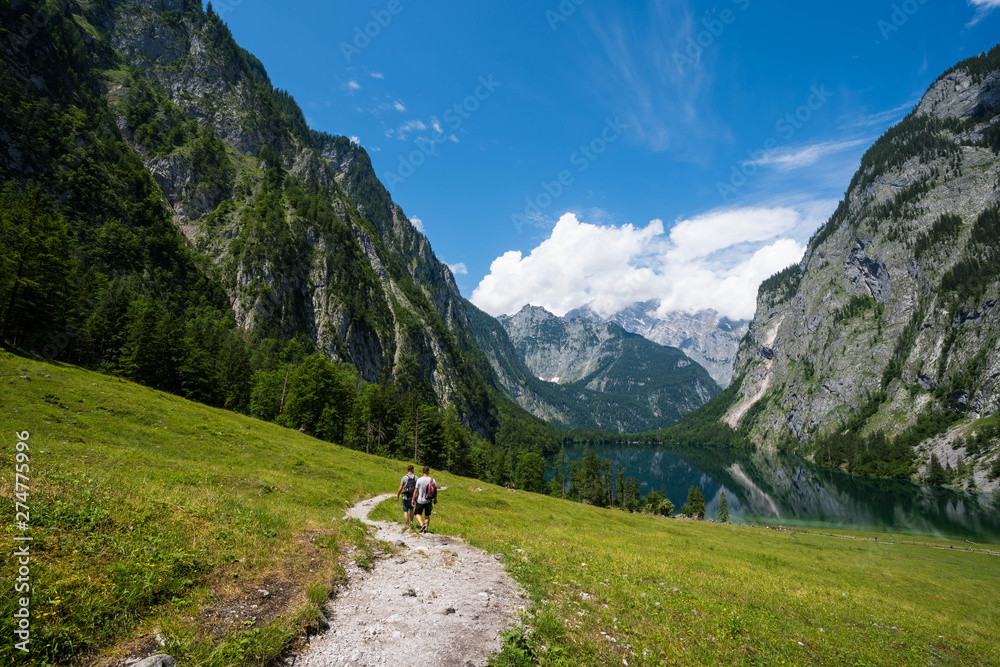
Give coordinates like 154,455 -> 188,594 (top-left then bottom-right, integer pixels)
726,51 -> 1000,494
87,1 -> 493,427
565,302 -> 749,387
496,305 -> 720,431
845,239 -> 891,304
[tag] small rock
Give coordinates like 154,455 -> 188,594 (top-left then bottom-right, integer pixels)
258,589 -> 270,597
153,634 -> 166,647
402,588 -> 417,597
133,655 -> 176,667
317,612 -> 331,630
445,607 -> 456,615
494,553 -> 505,560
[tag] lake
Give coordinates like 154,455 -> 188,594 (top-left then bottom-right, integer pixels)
555,444 -> 1000,543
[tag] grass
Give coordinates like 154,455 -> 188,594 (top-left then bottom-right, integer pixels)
3,349 -> 999,666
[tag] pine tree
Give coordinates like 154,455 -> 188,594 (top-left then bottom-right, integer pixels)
549,445 -> 569,499
927,453 -> 948,486
682,486 -> 706,519
0,183 -> 71,348
717,490 -> 730,523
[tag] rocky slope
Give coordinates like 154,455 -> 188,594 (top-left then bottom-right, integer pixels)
724,47 -> 1000,494
486,305 -> 720,432
565,302 -> 749,387
1,0 -> 509,434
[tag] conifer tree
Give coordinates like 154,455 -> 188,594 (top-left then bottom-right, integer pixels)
717,490 -> 730,523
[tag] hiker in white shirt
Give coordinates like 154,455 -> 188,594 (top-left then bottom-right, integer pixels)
412,466 -> 437,534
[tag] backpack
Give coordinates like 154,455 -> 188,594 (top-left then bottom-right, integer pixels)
425,478 -> 437,501
403,474 -> 416,497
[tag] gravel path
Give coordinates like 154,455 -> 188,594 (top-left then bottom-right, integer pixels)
296,494 -> 527,667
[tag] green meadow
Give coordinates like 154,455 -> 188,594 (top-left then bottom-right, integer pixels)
2,350 -> 998,666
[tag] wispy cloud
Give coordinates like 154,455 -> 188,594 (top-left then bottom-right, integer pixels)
580,1 -> 731,157
743,139 -> 870,171
837,98 -> 920,130
409,216 -> 425,232
448,262 -> 468,276
371,72 -> 385,79
342,80 -> 361,93
385,119 -> 428,141
968,0 -> 1000,26
393,100 -> 406,112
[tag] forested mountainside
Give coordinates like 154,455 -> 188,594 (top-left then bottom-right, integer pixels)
0,0 -> 556,470
565,302 -> 749,387
716,45 -> 1000,493
466,301 -> 718,433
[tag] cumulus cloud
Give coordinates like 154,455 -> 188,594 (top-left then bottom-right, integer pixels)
409,216 -> 425,232
343,80 -> 361,93
471,204 -> 834,321
448,262 -> 468,276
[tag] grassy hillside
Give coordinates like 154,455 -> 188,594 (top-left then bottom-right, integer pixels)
2,351 -> 998,666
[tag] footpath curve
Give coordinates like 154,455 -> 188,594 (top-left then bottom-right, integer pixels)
296,493 -> 527,667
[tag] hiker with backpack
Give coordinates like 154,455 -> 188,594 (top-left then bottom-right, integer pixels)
412,465 -> 437,534
396,465 -> 418,532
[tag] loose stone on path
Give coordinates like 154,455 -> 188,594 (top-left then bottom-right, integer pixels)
296,494 -> 527,667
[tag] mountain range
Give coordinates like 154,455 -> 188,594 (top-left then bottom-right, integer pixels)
564,303 -> 749,387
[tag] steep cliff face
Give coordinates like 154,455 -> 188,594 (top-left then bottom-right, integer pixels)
84,0 -> 493,423
727,47 -> 1000,493
0,0 -> 505,433
490,305 -> 720,432
565,302 -> 749,387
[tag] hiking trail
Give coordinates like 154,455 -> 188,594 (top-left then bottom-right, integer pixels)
295,493 -> 527,667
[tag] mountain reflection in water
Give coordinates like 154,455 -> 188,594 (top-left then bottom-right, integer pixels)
554,445 -> 1000,543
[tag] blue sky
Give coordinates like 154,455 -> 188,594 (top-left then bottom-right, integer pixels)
213,0 -> 1000,320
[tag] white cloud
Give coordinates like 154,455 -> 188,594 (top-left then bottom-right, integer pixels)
837,98 -> 920,131
394,119 -> 427,140
349,136 -> 360,145
743,139 -> 870,171
343,80 -> 361,93
472,203 -> 834,321
581,1 -> 732,157
969,0 -> 1000,25
371,72 -> 385,79
393,100 -> 406,112
409,217 -> 425,232
448,262 -> 468,276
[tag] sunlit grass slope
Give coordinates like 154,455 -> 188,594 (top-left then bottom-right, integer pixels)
372,488 -> 1000,666
3,350 -> 999,666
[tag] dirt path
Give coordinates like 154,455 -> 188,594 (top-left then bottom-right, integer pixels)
296,494 -> 527,667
